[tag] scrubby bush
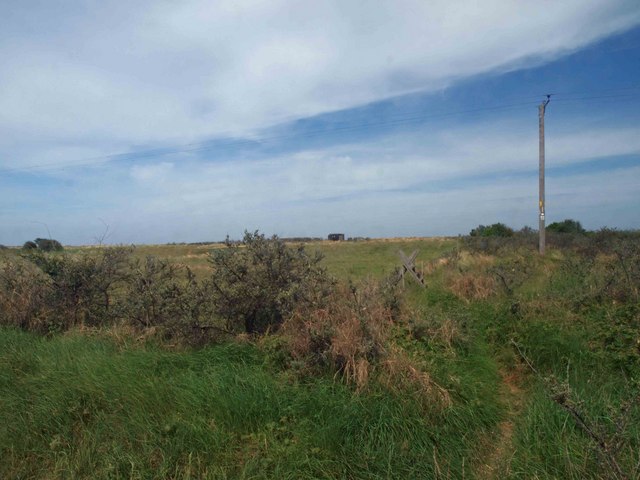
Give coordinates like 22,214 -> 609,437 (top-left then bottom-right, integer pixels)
0,248 -> 133,332
0,258 -> 52,332
209,231 -> 333,334
469,223 -> 514,237
22,241 -> 37,250
23,247 -> 131,329
124,255 -> 183,329
22,238 -> 64,252
34,238 -> 64,252
551,234 -> 640,307
281,280 -> 395,387
123,256 -> 219,343
547,218 -> 586,234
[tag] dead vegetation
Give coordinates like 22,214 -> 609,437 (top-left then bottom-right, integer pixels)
282,280 -> 394,388
448,273 -> 497,301
0,232 -> 452,404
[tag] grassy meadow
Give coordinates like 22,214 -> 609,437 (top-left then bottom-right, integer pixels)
1,234 -> 639,479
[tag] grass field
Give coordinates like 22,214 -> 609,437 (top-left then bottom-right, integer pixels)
1,235 -> 639,479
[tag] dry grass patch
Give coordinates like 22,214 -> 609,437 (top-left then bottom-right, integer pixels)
448,273 -> 497,301
457,251 -> 495,269
381,347 -> 452,409
282,280 -> 392,389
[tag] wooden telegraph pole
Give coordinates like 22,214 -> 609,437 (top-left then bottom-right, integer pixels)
538,95 -> 551,255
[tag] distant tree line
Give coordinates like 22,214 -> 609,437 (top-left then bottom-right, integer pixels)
470,219 -> 587,237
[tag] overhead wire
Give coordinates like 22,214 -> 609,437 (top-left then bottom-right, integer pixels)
0,100 -> 541,174
1,86 -> 639,175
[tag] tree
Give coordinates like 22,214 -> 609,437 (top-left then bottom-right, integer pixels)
547,219 -> 585,234
22,241 -> 38,250
469,223 -> 514,237
34,238 -> 64,252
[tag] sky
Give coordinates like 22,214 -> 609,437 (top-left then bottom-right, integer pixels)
1,0 -> 640,245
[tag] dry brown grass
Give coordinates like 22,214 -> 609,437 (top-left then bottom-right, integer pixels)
431,316 -> 465,351
457,251 -> 495,269
0,258 -> 52,332
448,273 -> 497,301
282,279 -> 451,405
381,347 -> 451,409
283,280 -> 392,389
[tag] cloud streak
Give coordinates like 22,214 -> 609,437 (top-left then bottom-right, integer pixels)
1,0 -> 639,169
2,120 -> 638,244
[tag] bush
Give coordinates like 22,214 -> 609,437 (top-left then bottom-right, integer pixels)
469,223 -> 514,238
547,218 -> 585,234
24,248 -> 131,329
1,246 -> 223,342
281,280 -> 393,388
209,231 -> 333,334
34,238 -> 64,252
21,238 -> 64,252
0,258 -> 52,332
123,256 -> 219,343
22,241 -> 37,250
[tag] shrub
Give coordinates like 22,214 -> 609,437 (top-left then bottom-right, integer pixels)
123,255 -> 181,329
209,231 -> 333,334
281,280 -> 393,388
34,238 -> 64,252
123,255 -> 219,343
24,249 -> 128,329
469,223 -> 514,237
6,247 -> 133,331
21,238 -> 64,252
547,218 -> 585,234
2,246 -> 223,342
22,241 -> 37,250
0,258 -> 52,332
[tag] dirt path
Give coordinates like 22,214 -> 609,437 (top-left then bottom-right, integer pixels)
476,368 -> 526,479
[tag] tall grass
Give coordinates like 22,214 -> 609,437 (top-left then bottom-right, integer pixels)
0,326 -> 501,479
3,233 -> 638,479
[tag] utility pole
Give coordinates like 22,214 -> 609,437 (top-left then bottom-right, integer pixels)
538,95 -> 551,255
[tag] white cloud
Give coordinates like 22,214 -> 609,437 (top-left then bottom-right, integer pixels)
130,162 -> 174,183
1,0 -> 639,169
3,121 -> 637,244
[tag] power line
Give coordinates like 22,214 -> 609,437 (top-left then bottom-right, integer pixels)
552,92 -> 640,102
546,84 -> 640,98
1,88 -> 639,175
0,100 -> 541,174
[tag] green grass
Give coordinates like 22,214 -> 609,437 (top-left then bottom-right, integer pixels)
313,238 -> 456,281
0,326 -> 500,479
2,236 -> 639,479
60,237 -> 456,282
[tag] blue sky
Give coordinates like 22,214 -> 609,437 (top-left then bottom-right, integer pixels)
1,0 -> 639,245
